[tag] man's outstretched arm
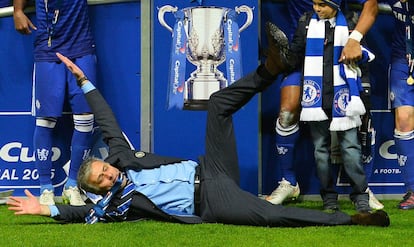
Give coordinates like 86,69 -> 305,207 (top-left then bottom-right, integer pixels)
8,189 -> 94,223
55,52 -> 132,159
7,189 -> 51,216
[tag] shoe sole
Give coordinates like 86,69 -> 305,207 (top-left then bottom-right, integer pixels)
265,22 -> 289,52
266,191 -> 301,204
398,205 -> 414,210
265,22 -> 289,64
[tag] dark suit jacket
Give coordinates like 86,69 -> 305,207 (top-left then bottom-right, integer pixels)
55,88 -> 202,224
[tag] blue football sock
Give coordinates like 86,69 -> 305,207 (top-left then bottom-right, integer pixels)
275,120 -> 300,185
68,114 -> 93,183
363,129 -> 375,181
394,130 -> 414,191
65,178 -> 78,189
34,118 -> 56,192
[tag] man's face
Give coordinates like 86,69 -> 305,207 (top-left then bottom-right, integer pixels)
313,0 -> 338,19
88,160 -> 120,193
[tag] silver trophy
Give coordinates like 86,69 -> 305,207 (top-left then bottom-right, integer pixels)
158,5 -> 253,110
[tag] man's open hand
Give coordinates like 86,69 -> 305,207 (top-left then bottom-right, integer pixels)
7,189 -> 51,216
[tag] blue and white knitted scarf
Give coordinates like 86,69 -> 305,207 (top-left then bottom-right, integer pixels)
300,12 -> 374,131
85,174 -> 135,224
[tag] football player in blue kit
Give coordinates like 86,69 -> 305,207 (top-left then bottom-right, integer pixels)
13,0 -> 97,206
384,0 -> 414,210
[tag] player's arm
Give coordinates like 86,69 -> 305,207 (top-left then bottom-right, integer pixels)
353,0 -> 378,37
340,0 -> 378,63
13,0 -> 37,34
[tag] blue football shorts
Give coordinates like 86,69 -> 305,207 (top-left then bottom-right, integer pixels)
390,60 -> 414,108
281,70 -> 302,88
32,54 -> 97,117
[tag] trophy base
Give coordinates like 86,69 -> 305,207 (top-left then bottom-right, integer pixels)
183,99 -> 209,111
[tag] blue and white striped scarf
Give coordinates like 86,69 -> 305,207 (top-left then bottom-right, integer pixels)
85,174 -> 135,224
300,12 -> 374,131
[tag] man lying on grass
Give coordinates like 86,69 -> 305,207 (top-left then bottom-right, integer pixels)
8,46 -> 390,227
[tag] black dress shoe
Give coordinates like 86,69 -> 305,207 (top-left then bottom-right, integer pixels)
264,22 -> 289,76
351,210 -> 390,227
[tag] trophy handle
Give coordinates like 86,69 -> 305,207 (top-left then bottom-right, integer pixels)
235,5 -> 253,33
157,5 -> 178,33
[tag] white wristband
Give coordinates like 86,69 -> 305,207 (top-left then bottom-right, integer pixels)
349,30 -> 363,42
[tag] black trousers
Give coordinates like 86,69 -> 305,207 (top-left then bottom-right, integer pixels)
199,67 -> 353,227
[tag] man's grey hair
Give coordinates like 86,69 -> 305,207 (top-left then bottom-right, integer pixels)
77,156 -> 104,195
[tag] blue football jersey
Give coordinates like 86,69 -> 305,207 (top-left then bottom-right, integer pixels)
385,0 -> 414,61
33,0 -> 95,62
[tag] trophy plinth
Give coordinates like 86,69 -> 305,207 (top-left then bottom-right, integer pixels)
184,59 -> 227,110
158,5 -> 253,110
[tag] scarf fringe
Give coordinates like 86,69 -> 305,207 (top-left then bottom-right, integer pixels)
330,116 -> 362,131
346,95 -> 366,116
300,108 -> 328,121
